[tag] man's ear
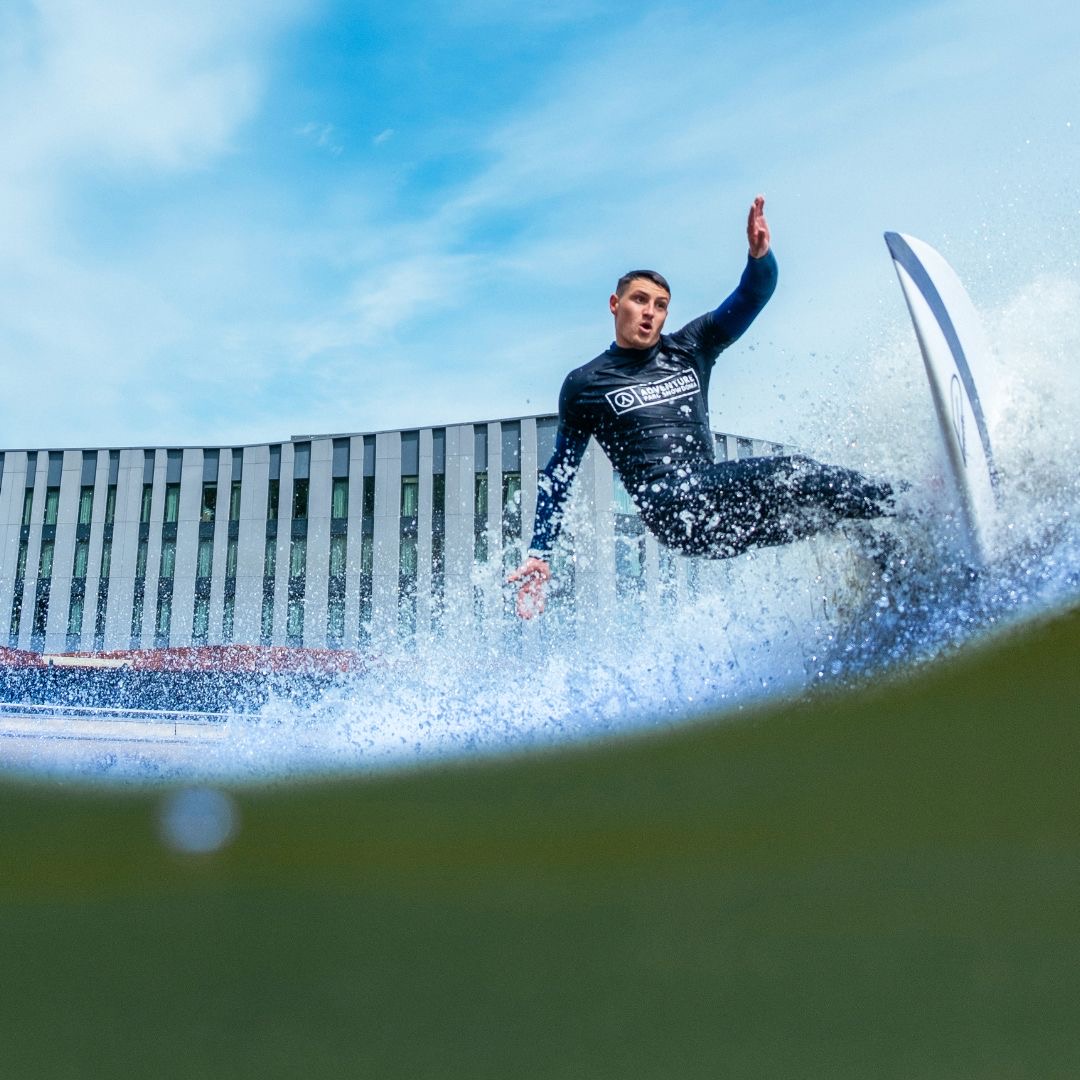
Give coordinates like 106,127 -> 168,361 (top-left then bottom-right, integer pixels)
609,293 -> 619,316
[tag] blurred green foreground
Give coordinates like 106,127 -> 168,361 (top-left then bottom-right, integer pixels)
2,605 -> 1078,1079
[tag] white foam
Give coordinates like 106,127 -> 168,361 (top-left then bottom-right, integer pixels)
7,272 -> 1080,784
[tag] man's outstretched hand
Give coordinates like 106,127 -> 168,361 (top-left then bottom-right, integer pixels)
507,557 -> 552,619
747,194 -> 770,259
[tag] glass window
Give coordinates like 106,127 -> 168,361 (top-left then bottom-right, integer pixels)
475,474 -> 488,519
474,474 -> 489,563
135,539 -> 148,579
502,473 -> 522,543
10,593 -> 23,641
286,599 -> 304,641
289,537 -> 307,578
332,477 -> 349,520
613,475 -> 637,515
192,596 -> 209,643
263,539 -> 276,578
329,534 -> 347,578
267,478 -> 280,520
16,541 -> 28,579
502,473 -> 521,512
399,536 -> 418,578
163,483 -> 180,524
38,540 -> 55,579
292,478 -> 309,521
94,584 -> 108,648
223,594 -> 235,643
21,489 -> 34,527
44,488 -> 60,526
104,485 -> 117,525
226,536 -> 238,578
140,484 -> 153,523
328,598 -> 345,644
200,483 -> 217,523
159,538 -> 176,579
358,542 -> 373,629
99,539 -> 112,579
33,588 -> 48,640
67,596 -> 84,638
230,481 -> 242,521
131,590 -> 144,643
72,539 -> 90,579
78,486 -> 94,526
401,476 -> 419,517
155,594 -> 172,638
261,595 -> 274,641
196,538 -> 214,578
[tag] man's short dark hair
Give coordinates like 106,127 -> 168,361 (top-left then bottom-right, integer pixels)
615,269 -> 671,298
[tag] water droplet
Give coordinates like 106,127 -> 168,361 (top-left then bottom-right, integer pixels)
159,787 -> 239,855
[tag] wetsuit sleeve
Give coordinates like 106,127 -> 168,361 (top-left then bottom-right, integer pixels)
688,249 -> 779,360
528,423 -> 588,558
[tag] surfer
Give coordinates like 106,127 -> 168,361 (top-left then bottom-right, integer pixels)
509,195 -> 895,619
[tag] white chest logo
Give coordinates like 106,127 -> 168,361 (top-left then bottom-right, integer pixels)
605,370 -> 701,416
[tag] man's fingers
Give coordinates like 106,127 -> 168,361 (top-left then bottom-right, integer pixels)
507,558 -> 551,585
515,580 -> 545,620
509,560 -> 549,619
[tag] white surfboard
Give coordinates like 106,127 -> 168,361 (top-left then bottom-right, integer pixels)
884,232 -> 1001,566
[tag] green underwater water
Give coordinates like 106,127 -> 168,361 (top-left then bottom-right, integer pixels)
1,602 -> 1078,1078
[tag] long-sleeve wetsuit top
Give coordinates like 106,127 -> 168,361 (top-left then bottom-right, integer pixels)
528,250 -> 778,558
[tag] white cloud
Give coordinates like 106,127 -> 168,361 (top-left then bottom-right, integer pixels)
297,121 -> 344,156
0,0 -> 317,447
1,0 -> 1077,453
0,0 -> 303,175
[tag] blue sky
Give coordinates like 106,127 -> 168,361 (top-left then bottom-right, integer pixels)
1,0 -> 1077,452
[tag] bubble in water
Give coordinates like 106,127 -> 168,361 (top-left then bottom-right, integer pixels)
159,787 -> 239,854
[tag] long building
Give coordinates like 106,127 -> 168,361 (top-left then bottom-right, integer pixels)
0,417 -> 785,654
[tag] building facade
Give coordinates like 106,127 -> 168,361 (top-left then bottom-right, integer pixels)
0,417 -> 785,654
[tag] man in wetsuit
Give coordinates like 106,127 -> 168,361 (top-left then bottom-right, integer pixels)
509,196 -> 894,618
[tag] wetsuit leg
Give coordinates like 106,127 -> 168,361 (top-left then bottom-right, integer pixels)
641,454 -> 893,559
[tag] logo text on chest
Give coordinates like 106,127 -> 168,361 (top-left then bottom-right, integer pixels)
605,370 -> 701,415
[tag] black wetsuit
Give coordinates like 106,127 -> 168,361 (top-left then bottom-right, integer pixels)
528,250 -> 893,560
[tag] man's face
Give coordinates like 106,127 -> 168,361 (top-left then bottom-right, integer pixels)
610,278 -> 670,349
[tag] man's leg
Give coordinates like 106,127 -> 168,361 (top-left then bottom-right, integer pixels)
643,455 -> 894,558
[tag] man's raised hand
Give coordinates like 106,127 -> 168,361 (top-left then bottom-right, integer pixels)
747,194 -> 770,259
